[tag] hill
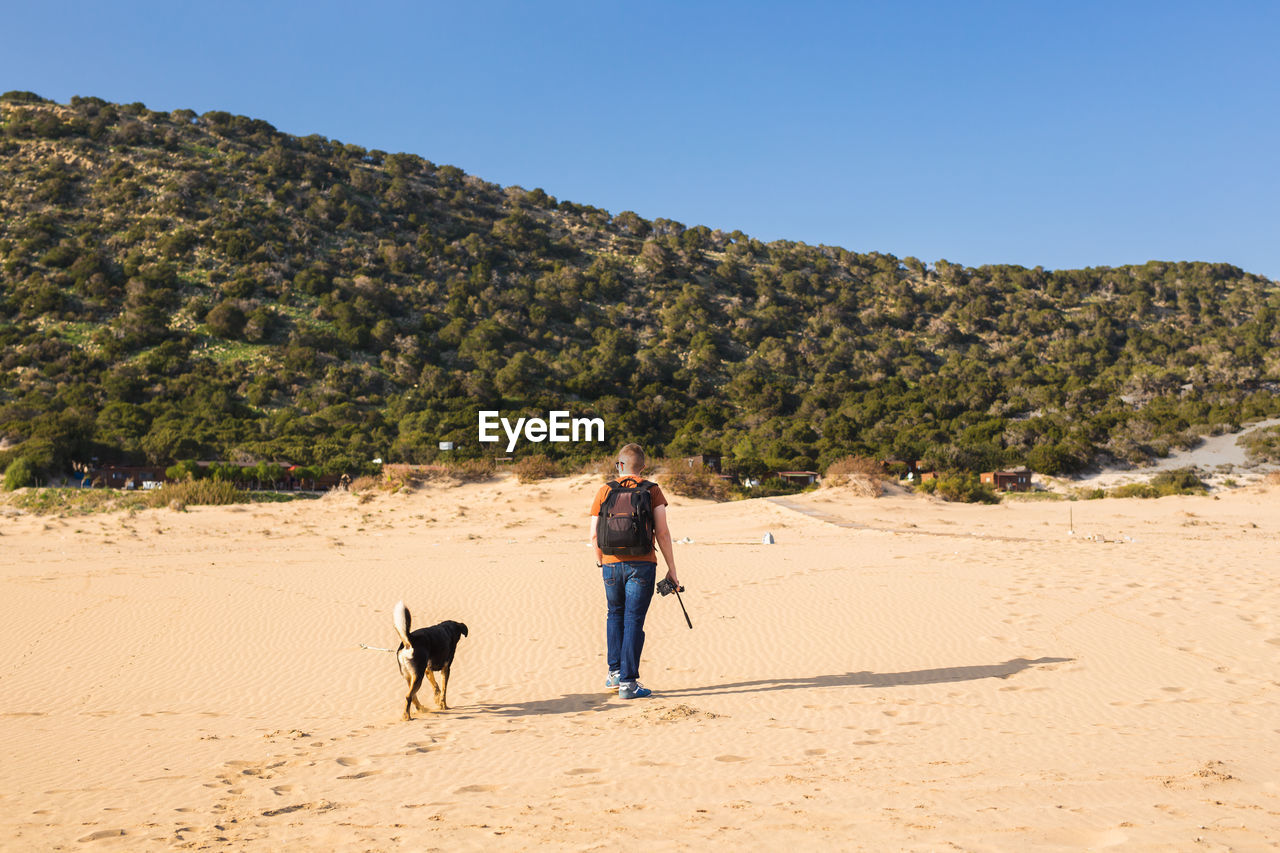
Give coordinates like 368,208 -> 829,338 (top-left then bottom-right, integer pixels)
1,91 -> 1278,479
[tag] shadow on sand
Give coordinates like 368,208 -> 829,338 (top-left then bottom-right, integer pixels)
467,693 -> 614,718
661,656 -> 1075,698
466,657 -> 1073,717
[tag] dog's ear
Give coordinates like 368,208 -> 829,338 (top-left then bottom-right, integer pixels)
458,622 -> 468,637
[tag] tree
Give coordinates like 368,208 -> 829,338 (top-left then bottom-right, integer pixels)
166,459 -> 202,481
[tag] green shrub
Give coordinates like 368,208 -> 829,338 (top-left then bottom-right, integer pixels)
1110,467 -> 1206,498
1238,426 -> 1280,463
918,471 -> 999,504
1110,483 -> 1159,499
165,459 -> 203,481
3,457 -> 37,490
143,479 -> 247,508
205,299 -> 246,338
1150,468 -> 1205,494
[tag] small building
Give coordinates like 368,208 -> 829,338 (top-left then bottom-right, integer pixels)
684,454 -> 722,473
91,465 -> 166,489
918,471 -> 938,483
776,470 -> 821,487
980,468 -> 1033,492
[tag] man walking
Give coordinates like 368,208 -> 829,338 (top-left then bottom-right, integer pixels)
590,443 -> 680,699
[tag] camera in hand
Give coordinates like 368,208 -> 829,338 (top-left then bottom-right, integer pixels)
656,578 -> 684,596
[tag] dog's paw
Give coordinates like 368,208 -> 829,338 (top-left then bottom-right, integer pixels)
402,711 -> 413,721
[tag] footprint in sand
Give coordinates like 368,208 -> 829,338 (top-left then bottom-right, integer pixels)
564,768 -> 599,775
77,829 -> 125,842
335,757 -> 367,767
804,749 -> 827,756
455,784 -> 497,793
338,770 -> 381,780
715,755 -> 748,762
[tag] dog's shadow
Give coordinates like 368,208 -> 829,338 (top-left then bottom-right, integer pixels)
467,657 -> 1073,717
469,693 -> 614,718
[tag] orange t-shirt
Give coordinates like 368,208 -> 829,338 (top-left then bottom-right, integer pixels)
591,476 -> 667,564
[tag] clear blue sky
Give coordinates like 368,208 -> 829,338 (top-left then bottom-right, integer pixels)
4,1 -> 1278,278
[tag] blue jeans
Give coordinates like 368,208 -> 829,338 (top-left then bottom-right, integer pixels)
603,561 -> 656,683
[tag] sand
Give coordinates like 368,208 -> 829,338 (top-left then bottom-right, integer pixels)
2,474 -> 1278,850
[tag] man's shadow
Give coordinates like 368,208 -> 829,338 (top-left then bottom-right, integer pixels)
660,656 -> 1074,698
467,657 -> 1073,718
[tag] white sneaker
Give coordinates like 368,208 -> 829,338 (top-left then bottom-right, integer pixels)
618,681 -> 652,699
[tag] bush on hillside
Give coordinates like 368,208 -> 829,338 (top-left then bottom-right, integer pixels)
1109,467 -> 1206,498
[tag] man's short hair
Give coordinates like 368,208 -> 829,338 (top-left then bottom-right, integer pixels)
618,443 -> 646,471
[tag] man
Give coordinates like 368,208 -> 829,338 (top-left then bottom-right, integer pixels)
589,443 -> 680,699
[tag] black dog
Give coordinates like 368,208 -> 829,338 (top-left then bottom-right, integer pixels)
393,601 -> 468,720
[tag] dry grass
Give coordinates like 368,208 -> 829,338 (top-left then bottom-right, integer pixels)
822,456 -> 884,497
513,455 -> 565,484
349,475 -> 382,493
577,456 -> 623,482
446,458 -> 496,483
659,463 -> 731,501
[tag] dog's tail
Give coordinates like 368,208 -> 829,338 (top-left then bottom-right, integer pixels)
393,600 -> 413,655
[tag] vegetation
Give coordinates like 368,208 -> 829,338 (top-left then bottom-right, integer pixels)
2,94 -> 1279,484
822,455 -> 884,496
3,456 -> 36,490
1238,425 -> 1280,464
917,472 -> 1000,504
660,462 -> 731,500
145,478 -> 247,508
1,483 -> 306,515
1108,468 -> 1207,498
514,454 -> 564,483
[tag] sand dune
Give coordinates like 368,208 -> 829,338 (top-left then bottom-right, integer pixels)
2,474 -> 1279,850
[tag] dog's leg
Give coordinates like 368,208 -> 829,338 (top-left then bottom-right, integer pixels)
439,662 -> 451,710
404,667 -> 425,721
424,668 -> 444,710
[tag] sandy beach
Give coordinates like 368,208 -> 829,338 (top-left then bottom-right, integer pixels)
2,474 -> 1278,850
